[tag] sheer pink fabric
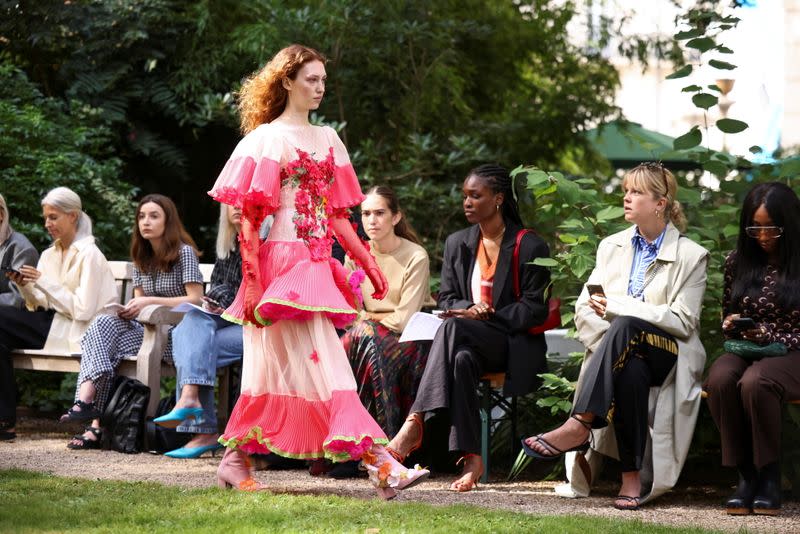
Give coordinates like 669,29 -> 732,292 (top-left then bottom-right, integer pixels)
208,123 -> 386,460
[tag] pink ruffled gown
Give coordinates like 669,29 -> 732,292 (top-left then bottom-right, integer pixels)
209,123 -> 387,462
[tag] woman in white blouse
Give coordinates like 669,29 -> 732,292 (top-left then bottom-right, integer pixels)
0,187 -> 117,440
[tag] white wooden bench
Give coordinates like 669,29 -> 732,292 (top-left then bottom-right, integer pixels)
10,261 -> 234,420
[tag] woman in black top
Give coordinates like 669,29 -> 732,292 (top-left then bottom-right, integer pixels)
385,164 -> 552,491
705,182 -> 800,516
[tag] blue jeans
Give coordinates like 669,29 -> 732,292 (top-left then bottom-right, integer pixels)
171,309 -> 243,434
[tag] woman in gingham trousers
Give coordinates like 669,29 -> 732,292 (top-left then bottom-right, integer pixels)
60,194 -> 204,450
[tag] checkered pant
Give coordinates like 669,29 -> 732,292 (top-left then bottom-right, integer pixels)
76,314 -> 173,410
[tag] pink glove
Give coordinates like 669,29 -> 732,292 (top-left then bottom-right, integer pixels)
329,217 -> 387,300
239,218 -> 265,325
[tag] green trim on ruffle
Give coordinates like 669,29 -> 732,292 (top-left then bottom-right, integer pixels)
220,312 -> 245,325
222,311 -> 272,328
218,426 -> 388,462
253,298 -> 356,326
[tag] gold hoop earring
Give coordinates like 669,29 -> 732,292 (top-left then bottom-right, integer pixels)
496,204 -> 500,211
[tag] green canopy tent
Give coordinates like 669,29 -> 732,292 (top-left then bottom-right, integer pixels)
585,120 -> 716,170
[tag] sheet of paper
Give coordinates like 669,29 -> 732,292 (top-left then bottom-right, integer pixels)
171,302 -> 221,315
102,303 -> 125,316
398,311 -> 444,343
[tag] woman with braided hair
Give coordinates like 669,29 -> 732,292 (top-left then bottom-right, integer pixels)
385,163 -> 553,491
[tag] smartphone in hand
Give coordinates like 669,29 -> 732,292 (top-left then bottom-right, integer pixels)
203,296 -> 222,309
732,317 -> 757,332
586,284 -> 605,297
1,266 -> 21,276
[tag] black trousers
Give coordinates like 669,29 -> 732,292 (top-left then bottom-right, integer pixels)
0,305 -> 54,426
572,316 -> 678,472
410,317 -> 508,454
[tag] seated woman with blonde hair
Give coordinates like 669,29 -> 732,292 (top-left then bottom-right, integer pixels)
155,204 -> 252,458
522,163 -> 709,511
1,187 -> 116,441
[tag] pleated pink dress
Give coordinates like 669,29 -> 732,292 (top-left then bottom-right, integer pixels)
209,122 -> 387,461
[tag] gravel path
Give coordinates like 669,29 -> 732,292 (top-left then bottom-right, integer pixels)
1,422 -> 797,533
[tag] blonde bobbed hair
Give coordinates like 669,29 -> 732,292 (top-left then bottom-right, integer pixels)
622,163 -> 687,232
237,44 -> 326,134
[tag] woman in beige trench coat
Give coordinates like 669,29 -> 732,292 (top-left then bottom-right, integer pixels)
522,163 -> 709,509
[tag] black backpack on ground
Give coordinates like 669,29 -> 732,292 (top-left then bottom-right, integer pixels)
145,391 -> 191,454
101,376 -> 150,454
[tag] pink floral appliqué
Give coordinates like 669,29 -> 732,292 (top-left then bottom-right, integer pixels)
309,350 -> 319,364
283,148 -> 337,262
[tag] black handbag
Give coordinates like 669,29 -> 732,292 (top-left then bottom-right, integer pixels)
101,376 -> 150,454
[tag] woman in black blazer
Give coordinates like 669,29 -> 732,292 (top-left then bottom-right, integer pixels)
385,163 -> 552,491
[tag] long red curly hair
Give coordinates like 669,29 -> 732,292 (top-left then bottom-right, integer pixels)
237,44 -> 327,134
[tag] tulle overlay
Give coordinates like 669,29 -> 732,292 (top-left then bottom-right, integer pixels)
209,123 -> 385,462
219,316 -> 388,461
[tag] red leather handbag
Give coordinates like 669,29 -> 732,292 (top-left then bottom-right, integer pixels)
512,229 -> 561,335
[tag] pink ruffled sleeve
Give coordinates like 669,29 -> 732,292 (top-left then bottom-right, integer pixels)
325,126 -> 366,210
208,124 -> 284,222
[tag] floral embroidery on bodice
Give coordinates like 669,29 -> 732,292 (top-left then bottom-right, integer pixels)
280,148 -> 337,262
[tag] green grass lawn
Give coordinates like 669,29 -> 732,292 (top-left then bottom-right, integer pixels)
0,469 -> 718,534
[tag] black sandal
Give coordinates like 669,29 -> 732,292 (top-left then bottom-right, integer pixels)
614,495 -> 641,511
59,400 -> 101,423
520,414 -> 592,461
67,427 -> 102,450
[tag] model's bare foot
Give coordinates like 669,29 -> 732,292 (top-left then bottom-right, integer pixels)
449,454 -> 483,492
183,433 -> 219,449
614,471 -> 642,509
524,415 -> 591,456
386,414 -> 422,459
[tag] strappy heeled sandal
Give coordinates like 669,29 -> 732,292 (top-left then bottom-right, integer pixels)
362,446 -> 429,500
59,400 -> 101,423
66,426 -> 102,450
520,414 -> 592,461
449,454 -> 483,492
386,413 -> 423,463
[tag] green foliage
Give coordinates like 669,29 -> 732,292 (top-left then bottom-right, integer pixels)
536,373 -> 575,416
0,62 -> 136,256
667,2 -> 752,167
2,0 -> 621,269
15,371 -> 77,414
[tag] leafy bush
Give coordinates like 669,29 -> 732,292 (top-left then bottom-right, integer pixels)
0,62 -> 136,257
